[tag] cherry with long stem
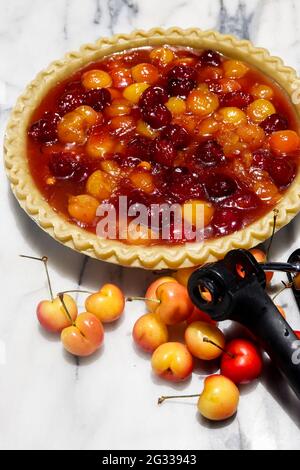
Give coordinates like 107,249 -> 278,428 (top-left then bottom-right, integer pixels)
20,254 -> 74,325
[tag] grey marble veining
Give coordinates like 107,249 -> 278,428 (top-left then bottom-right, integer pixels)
1,0 -> 300,450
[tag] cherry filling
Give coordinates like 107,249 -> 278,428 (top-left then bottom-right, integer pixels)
26,45 -> 300,244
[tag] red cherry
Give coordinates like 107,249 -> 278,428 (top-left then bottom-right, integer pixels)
167,78 -> 196,98
200,49 -> 222,67
127,136 -> 152,160
220,339 -> 263,384
28,112 -> 60,143
58,82 -> 85,114
220,90 -> 253,108
267,158 -> 296,188
205,174 -> 237,200
85,88 -> 111,111
260,113 -> 288,134
169,167 -> 204,202
141,103 -> 172,129
193,140 -> 226,167
49,152 -> 90,182
168,64 -> 197,81
139,86 -> 168,108
151,137 -> 176,166
160,124 -> 190,149
212,208 -> 242,235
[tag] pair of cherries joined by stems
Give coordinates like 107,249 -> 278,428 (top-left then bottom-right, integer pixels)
21,255 -> 125,357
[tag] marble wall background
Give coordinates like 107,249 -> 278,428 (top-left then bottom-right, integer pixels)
1,0 -> 300,450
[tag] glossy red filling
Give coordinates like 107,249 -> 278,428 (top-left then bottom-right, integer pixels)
27,46 -> 300,245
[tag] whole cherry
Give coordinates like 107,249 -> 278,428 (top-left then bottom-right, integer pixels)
220,339 -> 263,384
85,283 -> 125,323
21,255 -> 77,333
61,312 -> 104,357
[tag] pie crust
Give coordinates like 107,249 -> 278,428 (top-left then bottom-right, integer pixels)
4,27 -> 300,269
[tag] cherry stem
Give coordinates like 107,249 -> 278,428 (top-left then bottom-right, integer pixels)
20,254 -> 54,301
126,296 -> 160,304
203,337 -> 235,359
58,293 -> 74,325
57,289 -> 93,296
272,281 -> 293,301
266,209 -> 279,260
158,394 -> 200,405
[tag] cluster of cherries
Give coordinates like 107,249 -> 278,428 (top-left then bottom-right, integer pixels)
22,255 -> 125,356
27,45 -> 300,242
23,242 -> 300,423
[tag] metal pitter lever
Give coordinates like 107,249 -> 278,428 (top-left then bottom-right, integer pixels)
187,249 -> 300,399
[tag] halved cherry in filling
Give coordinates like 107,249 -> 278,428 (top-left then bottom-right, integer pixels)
28,112 -> 60,143
48,152 -> 91,182
192,140 -> 226,167
205,174 -> 238,200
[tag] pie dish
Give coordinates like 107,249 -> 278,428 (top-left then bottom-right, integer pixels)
4,28 -> 300,269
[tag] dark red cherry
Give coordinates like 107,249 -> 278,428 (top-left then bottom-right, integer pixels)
167,78 -> 196,98
212,208 -> 242,235
220,190 -> 261,211
205,174 -> 237,200
85,88 -> 111,111
200,49 -> 222,67
192,140 -> 226,167
168,65 -> 197,81
151,137 -> 176,166
260,113 -> 289,134
160,124 -> 190,149
139,86 -> 168,108
49,152 -> 89,182
28,112 -> 60,143
220,91 -> 253,108
169,167 -> 204,202
141,103 -> 172,129
267,158 -> 296,187
58,83 -> 85,114
126,136 -> 152,160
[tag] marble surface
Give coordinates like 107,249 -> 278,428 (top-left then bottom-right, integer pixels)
1,0 -> 300,450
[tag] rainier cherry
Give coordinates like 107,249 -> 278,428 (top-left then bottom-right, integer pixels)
128,281 -> 193,325
151,342 -> 193,382
153,282 -> 194,325
133,313 -> 168,353
185,321 -> 225,360
145,276 -> 176,312
85,283 -> 125,323
158,374 -> 239,422
21,255 -> 77,333
198,375 -> 239,421
61,312 -> 104,357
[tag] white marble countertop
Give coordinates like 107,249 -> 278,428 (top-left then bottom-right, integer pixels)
2,0 -> 300,450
